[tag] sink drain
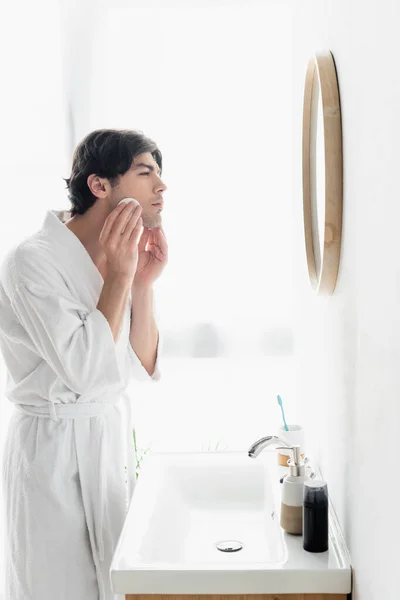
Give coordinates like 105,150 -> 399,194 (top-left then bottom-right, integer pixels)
216,540 -> 243,552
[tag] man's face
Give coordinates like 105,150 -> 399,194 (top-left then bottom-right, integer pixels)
111,152 -> 167,229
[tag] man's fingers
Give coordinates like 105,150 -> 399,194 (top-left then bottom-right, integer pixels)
99,202 -> 127,242
100,202 -> 138,241
113,204 -> 141,239
157,228 -> 168,250
138,227 -> 151,252
148,228 -> 168,257
127,219 -> 144,250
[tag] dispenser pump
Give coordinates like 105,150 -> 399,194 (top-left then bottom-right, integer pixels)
276,444 -> 305,476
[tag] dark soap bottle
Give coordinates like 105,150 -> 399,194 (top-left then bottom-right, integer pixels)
303,479 -> 329,552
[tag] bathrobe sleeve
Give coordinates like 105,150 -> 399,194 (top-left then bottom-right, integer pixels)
128,328 -> 162,382
8,277 -> 123,396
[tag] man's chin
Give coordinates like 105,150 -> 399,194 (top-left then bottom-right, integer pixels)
144,217 -> 162,230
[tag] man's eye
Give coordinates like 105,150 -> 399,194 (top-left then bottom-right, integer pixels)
140,172 -> 150,176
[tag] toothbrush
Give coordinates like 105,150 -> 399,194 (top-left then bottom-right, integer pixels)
277,395 -> 289,431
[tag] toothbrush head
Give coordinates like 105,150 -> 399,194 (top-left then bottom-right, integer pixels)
277,395 -> 289,431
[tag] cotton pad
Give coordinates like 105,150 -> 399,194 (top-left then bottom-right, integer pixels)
117,197 -> 140,208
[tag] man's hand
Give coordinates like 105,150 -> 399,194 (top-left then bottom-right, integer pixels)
133,226 -> 168,289
99,200 -> 143,281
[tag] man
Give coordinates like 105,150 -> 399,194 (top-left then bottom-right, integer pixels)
0,129 -> 168,600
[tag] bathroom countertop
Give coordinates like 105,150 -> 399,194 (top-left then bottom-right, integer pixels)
110,450 -> 352,595
265,451 -> 352,594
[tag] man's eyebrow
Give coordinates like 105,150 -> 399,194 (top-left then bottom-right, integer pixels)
132,162 -> 161,175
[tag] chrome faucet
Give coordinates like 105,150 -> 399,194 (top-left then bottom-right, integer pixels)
248,435 -> 315,481
248,435 -> 292,458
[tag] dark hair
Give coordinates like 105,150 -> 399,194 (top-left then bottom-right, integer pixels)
64,128 -> 163,216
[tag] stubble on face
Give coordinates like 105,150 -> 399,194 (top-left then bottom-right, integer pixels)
141,208 -> 162,230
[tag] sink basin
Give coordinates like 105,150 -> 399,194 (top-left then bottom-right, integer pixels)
112,452 -> 286,569
119,451 -> 286,567
110,451 -> 352,595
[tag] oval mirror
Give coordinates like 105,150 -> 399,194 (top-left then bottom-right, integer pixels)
302,50 -> 343,295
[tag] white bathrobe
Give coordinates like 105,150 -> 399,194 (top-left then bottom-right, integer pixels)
0,209 -> 161,600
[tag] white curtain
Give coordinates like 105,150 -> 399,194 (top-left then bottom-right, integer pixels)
0,1 -> 295,596
0,1 -> 70,596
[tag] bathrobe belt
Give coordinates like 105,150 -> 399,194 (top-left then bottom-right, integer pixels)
13,398 -> 126,599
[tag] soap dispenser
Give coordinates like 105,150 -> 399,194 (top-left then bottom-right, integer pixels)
276,444 -> 310,535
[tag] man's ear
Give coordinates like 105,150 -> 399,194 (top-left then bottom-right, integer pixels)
87,174 -> 109,198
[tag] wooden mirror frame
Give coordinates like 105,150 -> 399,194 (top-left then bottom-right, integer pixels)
302,50 -> 343,295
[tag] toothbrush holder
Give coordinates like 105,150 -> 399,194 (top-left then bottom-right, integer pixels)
277,424 -> 305,466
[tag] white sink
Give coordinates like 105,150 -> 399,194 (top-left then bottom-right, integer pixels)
110,451 -> 351,595
122,451 -> 285,566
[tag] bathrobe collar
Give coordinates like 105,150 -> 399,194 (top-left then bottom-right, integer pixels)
42,209 -> 104,307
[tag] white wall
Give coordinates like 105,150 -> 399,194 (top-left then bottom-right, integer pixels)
292,1 -> 400,598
